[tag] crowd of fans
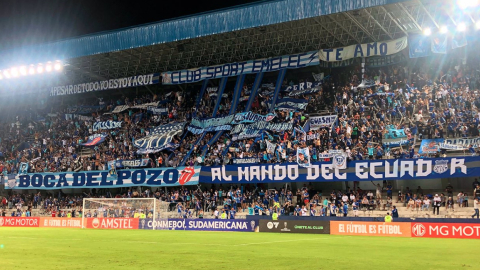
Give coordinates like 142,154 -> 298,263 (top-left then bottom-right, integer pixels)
0,52 -> 479,177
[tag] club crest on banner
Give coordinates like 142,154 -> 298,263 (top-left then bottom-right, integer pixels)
433,160 -> 448,174
7,179 -> 16,189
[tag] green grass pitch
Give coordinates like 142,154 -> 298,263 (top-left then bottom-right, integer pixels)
0,228 -> 478,270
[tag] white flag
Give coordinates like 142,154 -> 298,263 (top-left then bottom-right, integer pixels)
266,140 -> 277,154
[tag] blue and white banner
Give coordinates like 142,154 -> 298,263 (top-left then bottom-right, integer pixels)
134,122 -> 186,154
138,218 -> 257,232
282,81 -> 322,92
419,139 -> 443,154
384,128 -> 406,139
108,161 -> 117,176
93,121 -> 122,132
319,36 -> 408,62
148,107 -> 168,115
80,133 -> 108,147
309,115 -> 337,130
444,137 -> 480,147
452,33 -> 467,50
439,143 -> 467,151
431,35 -> 448,54
115,159 -> 150,168
199,157 -> 477,183
409,35 -> 431,58
233,157 -> 261,164
382,138 -> 410,148
108,102 -> 160,114
50,73 -> 160,96
187,125 -> 231,134
18,162 -> 29,176
161,51 -> 319,84
231,112 -> 276,124
288,86 -> 321,96
191,115 -> 235,129
67,105 -> 106,115
6,166 -> 200,189
230,121 -> 293,134
273,98 -> 309,111
296,147 -> 311,168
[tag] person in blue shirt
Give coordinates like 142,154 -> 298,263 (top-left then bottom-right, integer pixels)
229,208 -> 236,219
342,202 -> 348,217
294,205 -> 301,216
247,204 -> 254,215
352,200 -> 359,217
391,206 -> 399,218
329,203 -> 338,217
310,207 -> 316,216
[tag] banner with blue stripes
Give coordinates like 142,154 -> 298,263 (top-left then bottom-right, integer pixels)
161,51 -> 319,85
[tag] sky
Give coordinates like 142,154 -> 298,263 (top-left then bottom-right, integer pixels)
0,0 -> 261,51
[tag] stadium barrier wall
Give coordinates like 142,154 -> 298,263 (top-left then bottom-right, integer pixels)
138,218 -> 257,232
330,221 -> 411,237
40,217 -> 82,228
3,217 -> 480,239
258,220 -> 330,234
246,215 -> 480,224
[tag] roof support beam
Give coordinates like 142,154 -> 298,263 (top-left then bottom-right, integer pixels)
313,18 -> 348,46
362,9 -> 393,40
416,0 -> 439,29
327,15 -> 362,44
379,6 -> 408,36
343,12 -> 377,42
397,3 -> 423,31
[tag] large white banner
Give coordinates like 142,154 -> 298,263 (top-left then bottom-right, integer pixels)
319,37 -> 408,62
309,115 -> 337,130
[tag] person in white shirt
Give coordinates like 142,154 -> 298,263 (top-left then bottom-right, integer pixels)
472,198 -> 479,219
301,206 -> 308,216
214,209 -> 219,219
342,194 -> 348,205
422,197 -> 431,211
433,194 -> 441,215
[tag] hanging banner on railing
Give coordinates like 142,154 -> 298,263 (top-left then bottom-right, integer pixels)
382,138 -> 411,148
309,115 -> 337,130
319,36 -> 408,62
50,73 -> 160,96
230,121 -> 292,134
444,137 -> 480,147
232,112 -> 276,124
272,98 -> 309,111
191,115 -> 235,129
288,86 -> 321,96
92,121 -> 122,132
134,122 -> 186,154
5,166 -> 201,189
148,107 -> 168,115
233,158 -> 261,164
282,81 -> 322,92
419,139 -> 443,154
199,157 -> 475,183
80,134 -> 108,147
187,125 -> 231,134
115,159 -> 150,168
161,51 -> 319,84
67,105 -> 106,115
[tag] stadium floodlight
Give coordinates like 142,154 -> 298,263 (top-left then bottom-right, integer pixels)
423,27 -> 432,36
440,25 -> 448,34
476,21 -> 480,29
457,22 -> 467,32
10,67 -> 19,77
45,62 -> 52,72
19,66 -> 27,76
54,61 -> 62,71
37,65 -> 44,74
0,73 -> 3,80
3,70 -> 10,78
458,0 -> 479,9
29,65 -> 35,75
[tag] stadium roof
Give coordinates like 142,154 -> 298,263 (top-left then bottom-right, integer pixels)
0,0 -> 475,90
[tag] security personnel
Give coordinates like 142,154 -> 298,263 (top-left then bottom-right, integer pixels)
140,211 -> 146,219
133,210 -> 140,218
221,210 -> 227,219
272,212 -> 278,220
384,212 -> 392,222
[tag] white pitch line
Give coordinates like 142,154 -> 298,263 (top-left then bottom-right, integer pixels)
232,237 -> 331,247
